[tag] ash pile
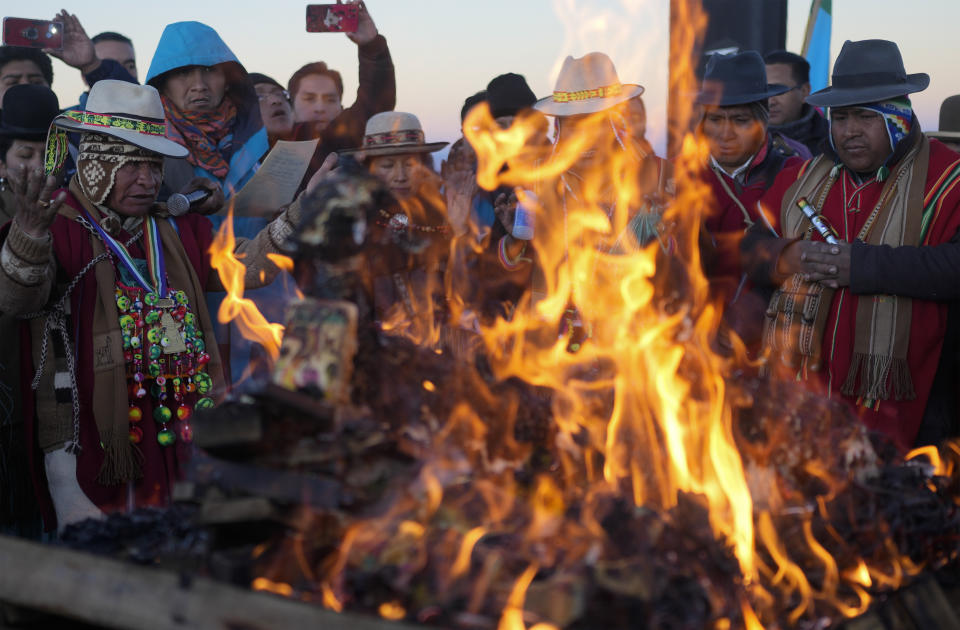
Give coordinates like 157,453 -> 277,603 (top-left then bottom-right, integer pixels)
59,166 -> 960,630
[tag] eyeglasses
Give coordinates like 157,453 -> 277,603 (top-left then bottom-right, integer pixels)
256,88 -> 289,101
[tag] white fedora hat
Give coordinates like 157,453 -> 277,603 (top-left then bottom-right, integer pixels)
534,52 -> 644,116
342,111 -> 448,157
51,80 -> 188,158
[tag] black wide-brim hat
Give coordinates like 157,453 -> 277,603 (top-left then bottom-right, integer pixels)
486,73 -> 537,119
0,83 -> 61,141
806,39 -> 929,108
928,94 -> 960,141
695,50 -> 789,106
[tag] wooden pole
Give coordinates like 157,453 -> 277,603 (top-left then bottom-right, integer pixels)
0,535 -> 418,630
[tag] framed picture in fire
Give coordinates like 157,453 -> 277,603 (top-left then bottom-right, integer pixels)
272,298 -> 358,404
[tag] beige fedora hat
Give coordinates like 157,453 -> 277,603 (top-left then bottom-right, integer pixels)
342,111 -> 448,157
51,80 -> 188,158
534,52 -> 644,116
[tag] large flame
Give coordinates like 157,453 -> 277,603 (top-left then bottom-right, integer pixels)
463,0 -> 759,579
229,1 -> 958,627
209,204 -> 285,361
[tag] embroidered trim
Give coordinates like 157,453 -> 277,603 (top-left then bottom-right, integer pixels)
60,110 -> 167,136
553,83 -> 623,103
363,129 -> 425,147
1,241 -> 50,286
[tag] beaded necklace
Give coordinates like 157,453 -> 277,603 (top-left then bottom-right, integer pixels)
376,209 -> 451,234
84,210 -> 213,446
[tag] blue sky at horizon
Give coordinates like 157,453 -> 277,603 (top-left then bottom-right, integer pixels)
18,0 -> 960,158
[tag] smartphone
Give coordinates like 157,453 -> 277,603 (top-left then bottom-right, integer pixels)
2,18 -> 63,49
306,4 -> 359,33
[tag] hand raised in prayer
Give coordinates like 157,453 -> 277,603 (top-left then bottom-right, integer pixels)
441,140 -> 478,235
9,166 -> 66,239
346,1 -> 379,46
46,10 -> 100,75
180,178 -> 224,216
777,240 -> 852,288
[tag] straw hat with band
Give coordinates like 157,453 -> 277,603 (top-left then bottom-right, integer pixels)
43,80 -> 189,208
927,95 -> 960,142
342,111 -> 447,158
534,52 -> 643,117
805,39 -> 929,109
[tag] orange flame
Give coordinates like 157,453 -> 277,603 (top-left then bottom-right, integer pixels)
378,601 -> 406,620
451,526 -> 487,579
251,577 -> 294,597
209,204 -> 285,361
463,0 -> 758,581
245,1 -> 952,627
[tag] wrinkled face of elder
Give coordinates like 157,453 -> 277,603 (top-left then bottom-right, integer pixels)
106,161 -> 163,217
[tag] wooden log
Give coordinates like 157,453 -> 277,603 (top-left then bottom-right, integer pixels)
198,497 -> 281,526
897,574 -> 960,628
184,449 -> 342,510
839,573 -> 960,630
0,535 -> 419,630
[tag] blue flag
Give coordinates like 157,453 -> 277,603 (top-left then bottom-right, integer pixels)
802,0 -> 832,93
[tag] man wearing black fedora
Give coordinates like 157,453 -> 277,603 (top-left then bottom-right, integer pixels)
746,39 -> 960,451
696,50 -> 808,348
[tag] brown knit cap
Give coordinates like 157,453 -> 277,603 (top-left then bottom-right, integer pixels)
76,132 -> 164,205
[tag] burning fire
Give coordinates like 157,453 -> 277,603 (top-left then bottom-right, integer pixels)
209,1 -> 960,627
209,204 -> 285,361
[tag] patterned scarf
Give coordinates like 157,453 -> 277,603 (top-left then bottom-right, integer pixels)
76,133 -> 165,206
764,136 -> 930,402
160,95 -> 237,179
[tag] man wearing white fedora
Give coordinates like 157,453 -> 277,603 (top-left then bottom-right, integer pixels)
0,80 -> 305,530
492,52 -> 670,347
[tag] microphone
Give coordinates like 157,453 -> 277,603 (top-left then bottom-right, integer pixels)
167,189 -> 212,216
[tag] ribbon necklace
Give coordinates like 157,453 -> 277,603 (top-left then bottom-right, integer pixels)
82,210 -> 167,298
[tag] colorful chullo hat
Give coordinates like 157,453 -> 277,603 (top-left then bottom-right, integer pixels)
44,80 -> 188,204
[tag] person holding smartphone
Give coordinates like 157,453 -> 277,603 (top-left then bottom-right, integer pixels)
288,0 -> 396,193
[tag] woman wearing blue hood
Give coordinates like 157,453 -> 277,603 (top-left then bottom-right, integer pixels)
146,22 -> 288,385
145,21 -> 268,197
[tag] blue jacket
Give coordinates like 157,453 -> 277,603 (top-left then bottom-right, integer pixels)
146,21 -> 268,197
147,22 -> 283,387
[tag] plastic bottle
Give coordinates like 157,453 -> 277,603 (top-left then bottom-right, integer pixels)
512,189 -> 537,240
